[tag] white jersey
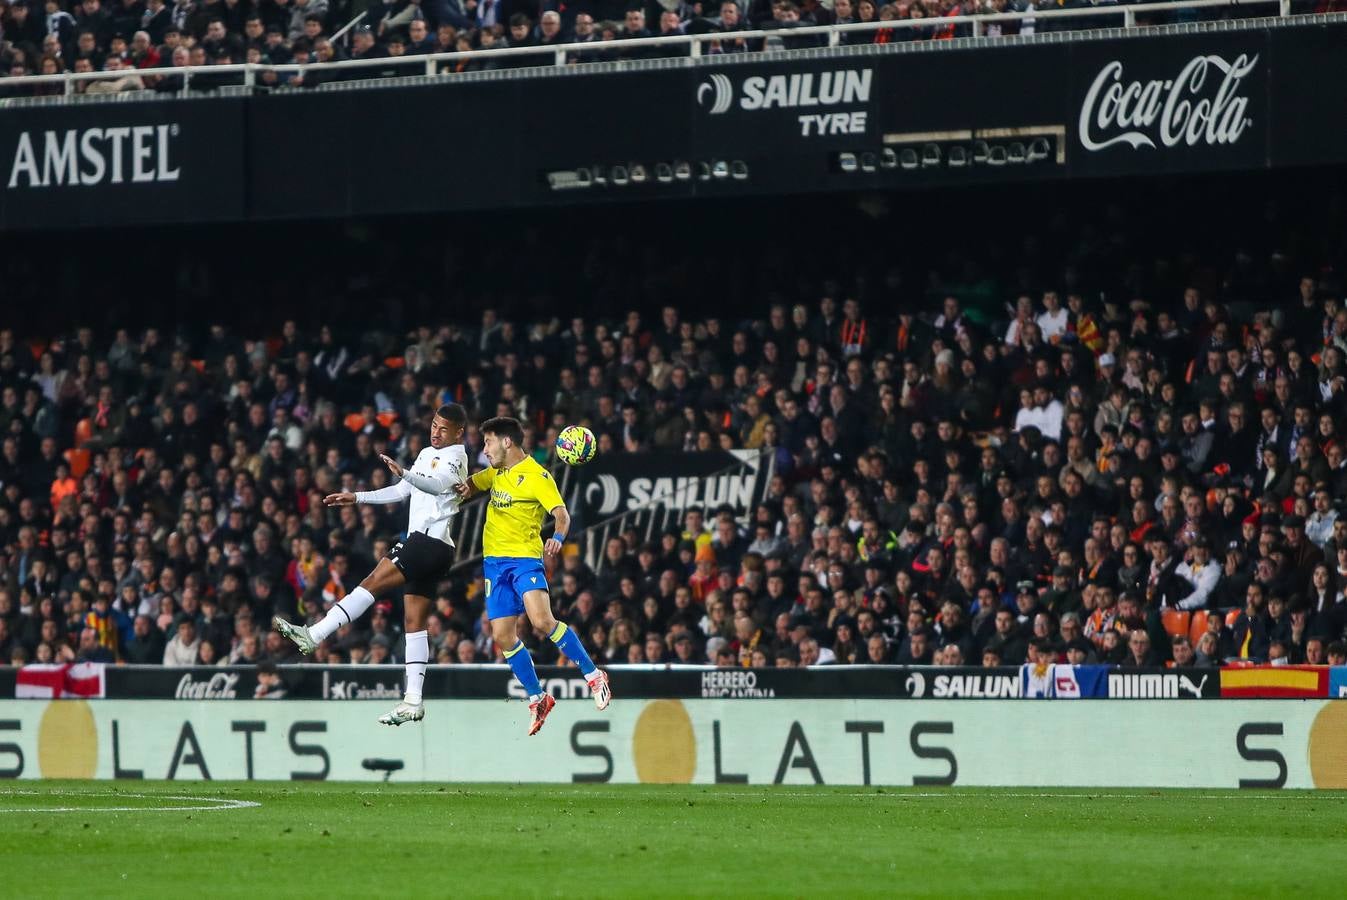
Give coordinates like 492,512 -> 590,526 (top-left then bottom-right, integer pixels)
356,444 -> 468,546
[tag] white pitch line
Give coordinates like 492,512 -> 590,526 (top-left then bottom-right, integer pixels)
0,791 -> 261,813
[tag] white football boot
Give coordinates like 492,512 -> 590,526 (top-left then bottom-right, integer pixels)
378,700 -> 425,726
272,616 -> 316,654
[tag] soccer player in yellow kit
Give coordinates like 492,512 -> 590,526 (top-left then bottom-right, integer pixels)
455,416 -> 611,735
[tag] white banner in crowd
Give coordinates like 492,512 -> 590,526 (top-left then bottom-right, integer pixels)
2,698 -> 1345,789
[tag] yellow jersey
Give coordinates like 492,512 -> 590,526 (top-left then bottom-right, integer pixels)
471,456 -> 566,559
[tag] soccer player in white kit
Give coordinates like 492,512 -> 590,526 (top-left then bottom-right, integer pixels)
273,404 -> 469,726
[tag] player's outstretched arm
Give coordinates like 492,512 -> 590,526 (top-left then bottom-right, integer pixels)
325,481 -> 414,507
380,453 -> 462,496
544,505 -> 570,558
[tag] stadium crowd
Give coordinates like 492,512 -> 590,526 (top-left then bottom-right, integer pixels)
0,0 -> 1336,92
5,249 -> 1347,673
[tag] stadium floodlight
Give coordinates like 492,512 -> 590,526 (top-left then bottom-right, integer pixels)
655,163 -> 674,183
611,165 -> 629,185
630,164 -> 648,184
860,152 -> 877,173
546,169 -> 593,191
837,153 -> 858,173
674,161 -> 692,181
712,160 -> 729,180
730,160 -> 748,180
696,162 -> 712,181
880,148 -> 897,169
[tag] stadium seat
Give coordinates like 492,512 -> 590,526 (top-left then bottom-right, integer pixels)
73,418 -> 93,447
384,357 -> 405,369
1162,609 -> 1190,639
1188,610 -> 1209,644
63,448 -> 90,479
344,413 -> 365,432
376,411 -> 398,429
1225,609 -> 1242,627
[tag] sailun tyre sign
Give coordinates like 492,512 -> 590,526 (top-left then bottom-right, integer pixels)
697,67 -> 874,137
577,449 -> 768,520
697,69 -> 873,115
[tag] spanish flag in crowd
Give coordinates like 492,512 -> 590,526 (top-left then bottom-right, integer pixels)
1220,665 -> 1329,698
1075,312 -> 1105,355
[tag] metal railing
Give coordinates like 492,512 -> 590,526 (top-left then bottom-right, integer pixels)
329,9 -> 371,49
0,0 -> 1296,100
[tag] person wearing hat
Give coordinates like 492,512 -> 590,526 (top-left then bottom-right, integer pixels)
1041,565 -> 1082,617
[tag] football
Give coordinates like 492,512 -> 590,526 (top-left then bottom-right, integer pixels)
555,425 -> 597,466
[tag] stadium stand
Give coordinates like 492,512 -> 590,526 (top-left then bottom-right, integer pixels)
3,168 -> 1347,675
0,0 -> 1334,93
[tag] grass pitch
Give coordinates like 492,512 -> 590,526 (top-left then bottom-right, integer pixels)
2,782 -> 1344,898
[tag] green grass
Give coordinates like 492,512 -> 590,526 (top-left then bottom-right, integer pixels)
2,782 -> 1345,898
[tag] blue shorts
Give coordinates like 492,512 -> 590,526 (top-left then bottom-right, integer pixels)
483,556 -> 548,621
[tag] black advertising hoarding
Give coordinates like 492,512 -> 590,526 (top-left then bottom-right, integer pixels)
2,19 -> 1346,230
0,96 -> 246,229
1259,21 -> 1347,168
1066,34 -> 1268,178
568,449 -> 767,525
2,663 -> 1227,700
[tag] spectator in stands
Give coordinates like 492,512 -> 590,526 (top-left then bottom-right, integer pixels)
162,619 -> 201,665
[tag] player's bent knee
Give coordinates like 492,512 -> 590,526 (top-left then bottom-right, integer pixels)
491,622 -> 518,647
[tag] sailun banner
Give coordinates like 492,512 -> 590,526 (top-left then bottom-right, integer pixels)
572,449 -> 769,524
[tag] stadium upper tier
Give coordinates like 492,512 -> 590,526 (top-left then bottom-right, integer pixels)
0,0 -> 1304,102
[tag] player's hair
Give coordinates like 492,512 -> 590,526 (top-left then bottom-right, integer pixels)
435,403 -> 467,427
481,416 -> 524,447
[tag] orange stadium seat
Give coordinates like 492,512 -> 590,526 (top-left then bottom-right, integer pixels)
1188,610 -> 1209,645
73,418 -> 93,447
376,412 -> 398,429
1225,609 -> 1242,627
384,357 -> 405,369
1161,609 -> 1190,639
344,413 -> 365,432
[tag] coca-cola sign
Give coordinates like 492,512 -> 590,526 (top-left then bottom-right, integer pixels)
1078,53 -> 1259,152
175,672 -> 239,700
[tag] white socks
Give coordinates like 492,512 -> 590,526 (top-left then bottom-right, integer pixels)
404,631 -> 428,705
310,586 -> 376,643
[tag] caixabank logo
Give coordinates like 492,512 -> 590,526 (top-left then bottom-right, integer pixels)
697,68 -> 873,137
